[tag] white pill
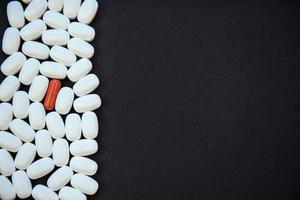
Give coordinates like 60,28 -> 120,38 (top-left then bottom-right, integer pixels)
48,0 -> 64,11
0,176 -> 16,200
43,10 -> 70,30
63,0 -> 81,19
9,119 -> 35,143
12,91 -> 29,119
46,111 -> 65,139
32,185 -> 59,200
22,41 -> 50,60
40,61 -> 67,79
71,174 -> 98,195
70,139 -> 98,156
27,157 -> 54,179
47,166 -> 73,191
42,29 -> 70,46
82,111 -> 98,139
35,130 -> 52,157
0,149 -> 15,176
52,139 -> 69,166
67,38 -> 94,58
20,19 -> 46,41
28,75 -> 49,102
7,1 -> 25,28
0,103 -> 13,130
2,27 -> 20,55
0,76 -> 20,102
73,94 -> 101,113
67,58 -> 92,82
24,0 -> 47,21
28,102 -> 46,130
14,143 -> 36,170
12,171 -> 32,199
55,87 -> 74,115
73,74 -> 99,96
65,113 -> 81,141
78,0 -> 98,24
0,131 -> 22,153
70,156 -> 97,175
50,46 -> 76,67
68,22 -> 95,41
18,58 -> 40,85
1,52 -> 26,76
59,186 -> 87,200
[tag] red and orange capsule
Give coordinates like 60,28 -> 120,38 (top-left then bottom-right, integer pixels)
43,79 -> 62,111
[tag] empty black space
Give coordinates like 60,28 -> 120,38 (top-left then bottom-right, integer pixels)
1,0 -> 300,199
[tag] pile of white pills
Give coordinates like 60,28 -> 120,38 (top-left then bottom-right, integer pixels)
0,0 -> 100,199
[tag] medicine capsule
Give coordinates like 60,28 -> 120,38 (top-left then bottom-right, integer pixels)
0,176 -> 16,200
44,79 -> 61,111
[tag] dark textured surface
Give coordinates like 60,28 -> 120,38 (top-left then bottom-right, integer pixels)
1,0 -> 300,199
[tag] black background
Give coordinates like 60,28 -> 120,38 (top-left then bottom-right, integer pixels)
1,0 -> 300,199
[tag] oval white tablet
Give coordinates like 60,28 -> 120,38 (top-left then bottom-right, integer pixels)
55,87 -> 74,115
22,41 -> 49,60
24,0 -> 48,21
14,143 -> 36,170
73,74 -> 99,96
50,46 -> 76,67
70,156 -> 97,175
59,186 -> 87,200
68,22 -> 95,41
0,131 -> 22,153
70,139 -> 98,156
82,111 -> 98,139
18,58 -> 40,85
9,119 -> 35,143
2,27 -> 20,55
63,0 -> 81,19
42,29 -> 70,46
43,10 -> 70,30
47,166 -> 73,191
20,19 -> 46,41
27,157 -> 54,179
65,113 -> 81,141
32,185 -> 59,200
12,91 -> 29,119
73,94 -> 101,113
28,102 -> 46,130
52,139 -> 69,166
1,52 -> 26,76
48,0 -> 63,11
0,103 -> 13,130
78,0 -> 98,24
0,76 -> 20,102
28,75 -> 49,102
40,61 -> 67,79
67,58 -> 92,82
71,174 -> 98,195
67,38 -> 94,58
0,149 -> 15,176
46,112 -> 65,139
0,176 -> 16,200
7,1 -> 25,28
35,130 -> 52,157
12,171 -> 32,199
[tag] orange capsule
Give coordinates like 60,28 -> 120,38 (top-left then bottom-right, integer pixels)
44,79 -> 62,111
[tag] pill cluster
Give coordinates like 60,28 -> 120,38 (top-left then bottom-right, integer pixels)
0,0 -> 100,199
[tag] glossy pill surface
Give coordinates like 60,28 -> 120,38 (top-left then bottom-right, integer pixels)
67,58 -> 92,82
65,113 -> 81,141
73,74 -> 99,96
28,102 -> 46,130
0,131 -> 22,153
43,10 -> 70,30
7,1 -> 25,28
42,29 -> 70,46
14,143 -> 36,170
59,186 -> 87,200
35,130 -> 52,157
52,139 -> 69,166
78,0 -> 98,24
46,111 -> 65,139
48,0 -> 63,11
70,156 -> 97,175
29,75 -> 49,102
22,41 -> 50,60
0,76 -> 20,102
1,52 -> 26,76
50,46 -> 76,67
18,58 -> 40,85
47,166 -> 73,191
55,87 -> 74,115
40,61 -> 67,79
12,170 -> 32,199
20,19 -> 46,41
0,176 -> 16,200
24,0 -> 47,21
32,184 -> 59,200
70,139 -> 98,156
2,27 -> 20,55
44,79 -> 62,111
63,0 -> 81,19
0,149 -> 15,176
0,103 -> 13,130
71,174 -> 98,195
68,22 -> 95,41
12,91 -> 29,119
9,119 -> 35,143
27,157 -> 54,179
67,38 -> 94,58
73,94 -> 101,113
82,111 -> 98,139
